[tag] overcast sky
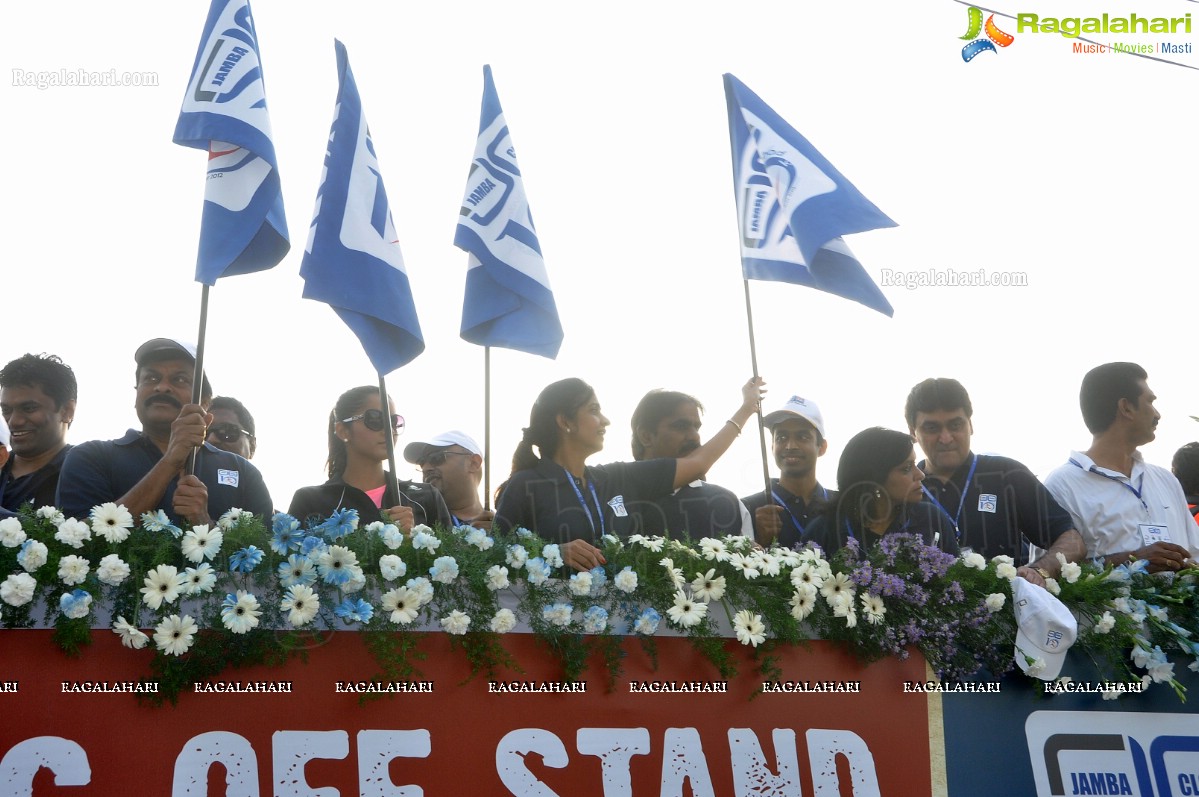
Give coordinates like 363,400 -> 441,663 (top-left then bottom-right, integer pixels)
4,0 -> 1195,510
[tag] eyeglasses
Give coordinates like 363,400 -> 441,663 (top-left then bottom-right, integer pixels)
207,423 -> 254,443
418,450 -> 472,469
341,410 -> 405,433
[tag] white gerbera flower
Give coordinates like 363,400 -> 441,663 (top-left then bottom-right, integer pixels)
486,565 -> 510,591
659,558 -> 685,590
317,545 -> 360,585
112,616 -> 148,649
90,502 -> 134,543
180,525 -> 223,563
614,566 -> 638,594
862,593 -> 886,625
729,552 -> 760,580
753,551 -> 781,577
666,590 -> 707,628
141,564 -> 184,609
790,584 -> 818,621
381,587 -> 420,624
429,556 -> 459,585
440,610 -> 471,635
220,590 -> 262,634
1,573 -> 36,607
54,517 -> 91,548
379,554 -> 407,582
17,540 -> 48,572
0,516 -> 27,547
97,553 -> 131,586
568,571 -> 593,596
790,562 -> 825,590
699,537 -> 729,562
280,584 -> 319,627
183,563 -> 217,595
733,610 -> 766,646
153,614 -> 198,656
490,608 -> 516,634
217,507 -> 247,531
820,572 -> 854,605
690,569 -> 726,603
642,536 -> 665,552
58,555 -> 90,586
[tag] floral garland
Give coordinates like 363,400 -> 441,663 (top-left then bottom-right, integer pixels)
1,504 -> 1196,704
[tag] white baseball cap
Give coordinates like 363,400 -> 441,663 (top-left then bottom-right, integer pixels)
0,416 -> 9,448
403,430 -> 483,463
1012,577 -> 1078,680
762,395 -> 825,438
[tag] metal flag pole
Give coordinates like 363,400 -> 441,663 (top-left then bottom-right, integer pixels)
742,278 -> 772,500
187,283 -> 211,477
378,375 -> 401,509
484,345 -> 492,511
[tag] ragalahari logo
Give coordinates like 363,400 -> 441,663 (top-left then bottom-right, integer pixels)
960,6 -> 1015,61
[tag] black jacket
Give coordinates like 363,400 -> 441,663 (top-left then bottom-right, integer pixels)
288,473 -> 452,530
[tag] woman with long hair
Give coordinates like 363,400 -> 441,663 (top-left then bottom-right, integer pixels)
288,386 -> 451,530
494,376 -> 765,570
805,427 -> 957,556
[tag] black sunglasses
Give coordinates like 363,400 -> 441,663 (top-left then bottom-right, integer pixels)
341,409 -> 405,433
419,450 -> 472,468
207,422 -> 254,443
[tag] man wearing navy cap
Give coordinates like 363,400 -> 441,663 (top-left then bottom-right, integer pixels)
404,431 -> 492,529
57,338 -> 272,524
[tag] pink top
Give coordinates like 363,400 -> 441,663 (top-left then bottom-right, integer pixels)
364,484 -> 387,509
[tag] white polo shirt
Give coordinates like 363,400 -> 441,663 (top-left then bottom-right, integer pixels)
1044,450 -> 1199,561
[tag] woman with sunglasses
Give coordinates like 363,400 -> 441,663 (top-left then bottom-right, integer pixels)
494,376 -> 765,571
803,427 -> 958,556
288,386 -> 452,531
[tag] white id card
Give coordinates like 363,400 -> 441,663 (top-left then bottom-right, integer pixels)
608,495 -> 628,517
1139,524 -> 1170,545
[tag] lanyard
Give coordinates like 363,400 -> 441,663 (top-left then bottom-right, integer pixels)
562,467 -> 606,536
772,484 -> 827,537
1069,458 -> 1148,512
921,453 -> 978,542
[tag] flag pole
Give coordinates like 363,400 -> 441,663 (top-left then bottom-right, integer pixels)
378,375 -> 401,510
187,283 -> 211,477
742,279 -> 771,499
484,345 -> 492,511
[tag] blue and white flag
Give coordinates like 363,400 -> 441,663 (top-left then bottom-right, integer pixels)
300,41 -> 424,375
455,65 -> 563,359
174,0 -> 289,285
724,73 -> 895,316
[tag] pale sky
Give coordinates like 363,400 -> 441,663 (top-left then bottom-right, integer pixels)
4,1 -> 1196,511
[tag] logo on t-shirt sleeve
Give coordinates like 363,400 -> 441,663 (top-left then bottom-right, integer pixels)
217,469 -> 240,487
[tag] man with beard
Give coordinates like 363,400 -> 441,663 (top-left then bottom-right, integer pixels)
404,431 -> 492,529
0,353 -> 77,513
629,389 -> 751,538
57,338 -> 272,524
741,395 -> 835,547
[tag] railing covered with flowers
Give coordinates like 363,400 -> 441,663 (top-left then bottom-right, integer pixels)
1,504 -> 1196,704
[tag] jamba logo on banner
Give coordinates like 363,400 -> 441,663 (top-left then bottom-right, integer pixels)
1025,710 -> 1199,796
1,726 -> 885,795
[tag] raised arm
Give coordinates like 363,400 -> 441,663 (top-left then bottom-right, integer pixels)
672,377 -> 765,490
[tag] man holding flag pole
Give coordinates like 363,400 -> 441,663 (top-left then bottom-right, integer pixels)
173,0 -> 290,482
723,73 -> 896,524
455,65 -> 564,512
300,40 -> 426,514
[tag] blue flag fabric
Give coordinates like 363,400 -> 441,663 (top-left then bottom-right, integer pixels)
723,73 -> 896,316
174,0 -> 289,285
455,65 -> 563,359
299,41 -> 424,375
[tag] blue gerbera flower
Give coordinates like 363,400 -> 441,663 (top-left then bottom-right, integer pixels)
229,545 -> 265,573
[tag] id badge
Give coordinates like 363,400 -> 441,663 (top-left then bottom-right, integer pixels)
608,495 -> 628,517
1139,524 -> 1170,545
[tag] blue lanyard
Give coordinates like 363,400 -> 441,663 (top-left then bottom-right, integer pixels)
1069,458 -> 1147,512
921,453 -> 978,542
562,467 -> 606,536
772,485 -> 827,537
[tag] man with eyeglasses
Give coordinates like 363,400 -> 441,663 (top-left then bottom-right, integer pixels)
403,431 -> 492,529
207,396 -> 256,460
905,377 -> 1083,585
57,338 -> 272,525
